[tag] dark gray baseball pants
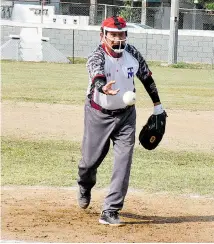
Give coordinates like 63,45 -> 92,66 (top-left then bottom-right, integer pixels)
78,98 -> 136,211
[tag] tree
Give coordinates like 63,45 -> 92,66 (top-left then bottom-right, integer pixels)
203,1 -> 214,10
119,1 -> 133,22
196,0 -> 214,9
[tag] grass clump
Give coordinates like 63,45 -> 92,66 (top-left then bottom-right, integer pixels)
170,62 -> 213,70
67,57 -> 87,64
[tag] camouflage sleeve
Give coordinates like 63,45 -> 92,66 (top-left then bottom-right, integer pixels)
86,46 -> 106,81
125,44 -> 152,82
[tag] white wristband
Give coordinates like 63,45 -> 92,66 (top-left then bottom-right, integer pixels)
153,104 -> 164,115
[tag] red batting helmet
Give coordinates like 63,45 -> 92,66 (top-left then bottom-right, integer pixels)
101,16 -> 127,32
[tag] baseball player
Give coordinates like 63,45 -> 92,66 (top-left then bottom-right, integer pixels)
77,16 -> 164,226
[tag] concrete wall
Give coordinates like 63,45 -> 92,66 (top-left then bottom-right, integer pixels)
1,20 -> 214,64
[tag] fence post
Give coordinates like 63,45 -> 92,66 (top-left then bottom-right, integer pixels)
168,0 -> 179,64
141,0 -> 147,25
192,5 -> 197,29
129,0 -> 133,22
104,4 -> 107,19
89,0 -> 97,25
41,0 -> 44,24
145,32 -> 148,60
212,47 -> 214,70
72,29 -> 75,64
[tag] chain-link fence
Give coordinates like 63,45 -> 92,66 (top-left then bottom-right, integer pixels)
179,8 -> 214,30
1,1 -> 214,30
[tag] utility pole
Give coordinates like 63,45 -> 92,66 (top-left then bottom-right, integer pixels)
168,0 -> 179,64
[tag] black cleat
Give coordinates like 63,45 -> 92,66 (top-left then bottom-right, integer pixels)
77,186 -> 91,209
99,210 -> 125,226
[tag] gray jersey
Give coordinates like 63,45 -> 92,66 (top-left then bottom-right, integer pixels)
86,44 -> 151,110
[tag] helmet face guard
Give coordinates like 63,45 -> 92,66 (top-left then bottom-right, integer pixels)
101,16 -> 128,54
103,29 -> 127,53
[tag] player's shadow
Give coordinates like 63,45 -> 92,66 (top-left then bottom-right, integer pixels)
120,212 -> 214,225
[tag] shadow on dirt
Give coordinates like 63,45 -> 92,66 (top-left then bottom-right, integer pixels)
121,212 -> 214,225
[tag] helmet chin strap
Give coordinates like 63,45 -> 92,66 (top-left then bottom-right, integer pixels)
104,35 -> 127,54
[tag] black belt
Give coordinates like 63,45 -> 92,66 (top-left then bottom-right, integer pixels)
90,100 -> 133,116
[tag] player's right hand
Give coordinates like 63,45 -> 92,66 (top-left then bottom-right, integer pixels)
102,80 -> 120,95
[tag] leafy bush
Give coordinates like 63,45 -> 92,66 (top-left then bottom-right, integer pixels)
205,2 -> 214,10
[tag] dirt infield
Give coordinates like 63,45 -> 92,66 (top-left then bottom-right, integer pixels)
2,101 -> 214,243
2,101 -> 214,152
2,187 -> 214,243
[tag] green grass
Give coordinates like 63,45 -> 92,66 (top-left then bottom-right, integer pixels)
1,61 -> 87,105
1,61 -> 214,110
2,138 -> 214,196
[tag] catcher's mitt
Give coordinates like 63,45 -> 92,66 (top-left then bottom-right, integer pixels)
139,111 -> 167,150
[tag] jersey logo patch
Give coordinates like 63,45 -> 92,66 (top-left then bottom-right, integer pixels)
127,67 -> 134,78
